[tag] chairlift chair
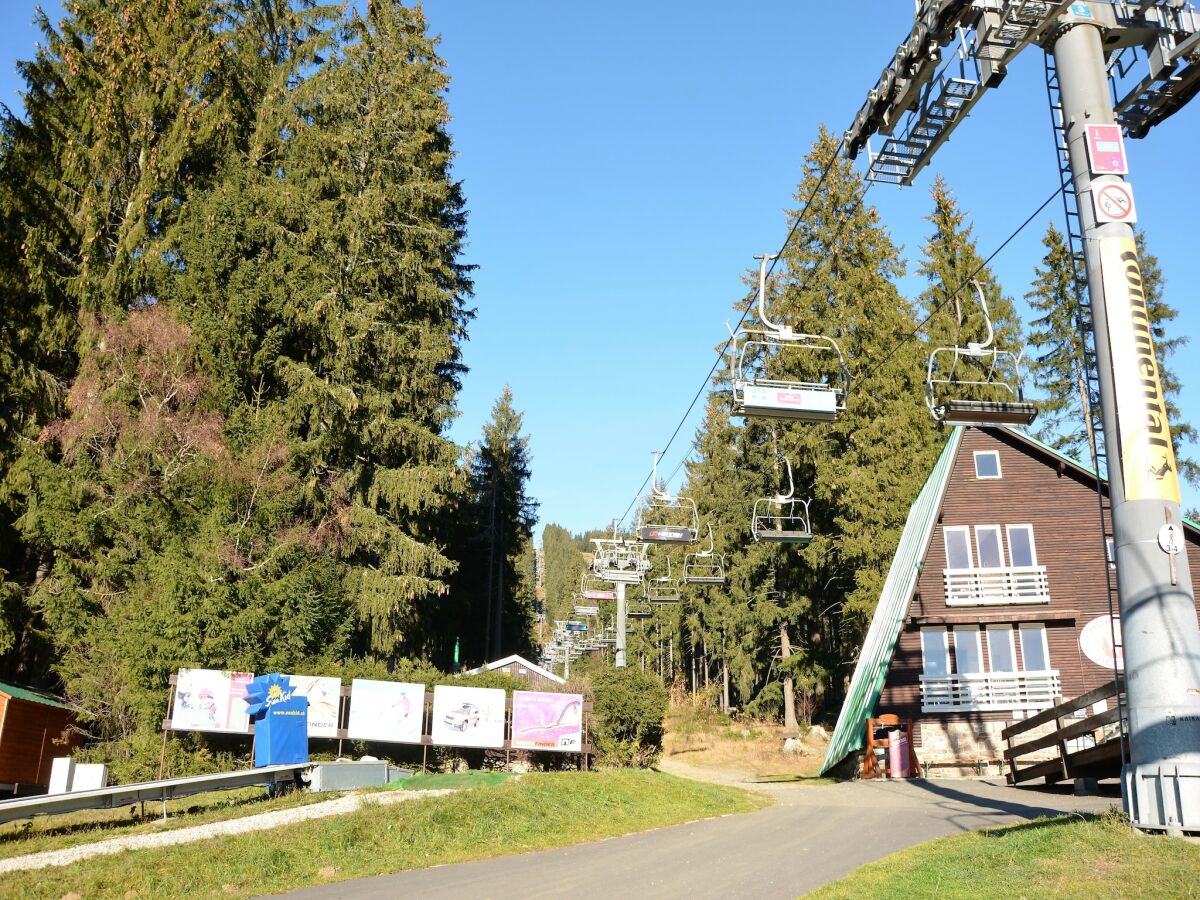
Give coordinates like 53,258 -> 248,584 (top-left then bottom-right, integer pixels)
590,527 -> 653,584
730,255 -> 850,422
637,451 -> 699,543
579,573 -> 616,602
926,280 -> 1037,427
683,523 -> 727,585
751,458 -> 813,545
648,556 -> 683,603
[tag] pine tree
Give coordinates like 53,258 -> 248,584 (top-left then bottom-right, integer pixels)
1026,226 -> 1197,481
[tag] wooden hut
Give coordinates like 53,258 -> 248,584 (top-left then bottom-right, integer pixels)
0,682 -> 80,794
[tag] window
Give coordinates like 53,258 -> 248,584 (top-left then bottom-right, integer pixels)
1019,624 -> 1050,672
944,526 -> 973,570
1106,538 -> 1116,568
954,627 -> 984,674
976,526 -> 1004,569
974,450 -> 1002,479
987,625 -> 1017,672
921,628 -> 951,677
1007,525 -> 1038,567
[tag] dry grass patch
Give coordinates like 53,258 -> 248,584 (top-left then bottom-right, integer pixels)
663,702 -> 829,779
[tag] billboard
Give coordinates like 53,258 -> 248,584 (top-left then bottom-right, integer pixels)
430,685 -> 506,749
285,674 -> 342,738
171,669 -> 254,733
346,679 -> 425,744
511,691 -> 583,752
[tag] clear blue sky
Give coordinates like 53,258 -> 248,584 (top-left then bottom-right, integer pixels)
4,2 -> 1198,535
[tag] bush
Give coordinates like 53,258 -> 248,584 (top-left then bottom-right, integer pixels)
590,668 -> 667,767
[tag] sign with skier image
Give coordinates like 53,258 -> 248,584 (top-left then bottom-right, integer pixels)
346,679 -> 425,744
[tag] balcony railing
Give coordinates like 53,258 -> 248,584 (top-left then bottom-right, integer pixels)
920,670 -> 1061,713
943,565 -> 1050,606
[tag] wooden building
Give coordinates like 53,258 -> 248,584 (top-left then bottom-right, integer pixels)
464,655 -> 566,690
0,682 -> 80,793
821,426 -> 1200,775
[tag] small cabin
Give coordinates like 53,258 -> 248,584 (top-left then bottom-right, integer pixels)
0,682 -> 80,794
821,426 -> 1200,777
465,655 -> 566,690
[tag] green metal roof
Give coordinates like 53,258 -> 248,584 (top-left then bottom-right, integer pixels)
819,427 -> 963,775
0,681 -> 74,711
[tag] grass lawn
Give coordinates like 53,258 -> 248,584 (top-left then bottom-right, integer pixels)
1,769 -> 764,899
809,811 -> 1200,899
392,770 -> 514,791
0,786 -> 330,862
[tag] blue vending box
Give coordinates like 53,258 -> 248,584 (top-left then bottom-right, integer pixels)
243,673 -> 309,767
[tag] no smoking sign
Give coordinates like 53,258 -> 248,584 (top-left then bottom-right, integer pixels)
1092,177 -> 1138,224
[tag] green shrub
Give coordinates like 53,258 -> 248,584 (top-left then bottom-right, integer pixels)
590,668 -> 667,767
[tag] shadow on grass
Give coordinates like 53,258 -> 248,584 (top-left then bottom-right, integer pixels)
974,811 -> 1105,838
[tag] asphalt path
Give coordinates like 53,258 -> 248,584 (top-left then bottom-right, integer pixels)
281,771 -> 1119,899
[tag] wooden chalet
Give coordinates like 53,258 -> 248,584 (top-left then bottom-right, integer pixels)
821,426 -> 1200,777
0,682 -> 80,794
464,654 -> 566,690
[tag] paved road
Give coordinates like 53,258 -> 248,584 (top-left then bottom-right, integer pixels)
283,775 -> 1119,899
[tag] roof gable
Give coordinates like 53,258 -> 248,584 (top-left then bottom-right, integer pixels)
464,655 -> 566,685
0,681 -> 75,711
819,428 -> 963,774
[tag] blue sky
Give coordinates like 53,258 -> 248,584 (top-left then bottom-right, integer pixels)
4,1 -> 1198,535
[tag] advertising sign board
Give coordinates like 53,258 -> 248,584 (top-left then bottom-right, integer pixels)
346,679 -> 425,744
171,669 -> 254,734
510,691 -> 583,752
430,685 -> 506,749
285,674 -> 342,738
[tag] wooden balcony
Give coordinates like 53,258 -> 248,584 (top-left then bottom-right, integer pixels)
943,565 -> 1051,606
920,670 -> 1061,713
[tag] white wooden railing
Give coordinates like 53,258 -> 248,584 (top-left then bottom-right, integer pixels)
943,566 -> 1050,606
920,670 -> 1061,712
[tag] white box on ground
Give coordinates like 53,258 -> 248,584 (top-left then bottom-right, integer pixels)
72,764 -> 108,791
48,757 -> 75,795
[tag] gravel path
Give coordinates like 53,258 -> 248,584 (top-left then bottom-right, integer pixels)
0,788 -> 456,874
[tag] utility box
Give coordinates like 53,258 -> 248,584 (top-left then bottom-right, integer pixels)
306,761 -> 412,792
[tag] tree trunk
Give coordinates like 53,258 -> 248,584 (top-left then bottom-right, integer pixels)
721,659 -> 731,714
780,623 -> 798,731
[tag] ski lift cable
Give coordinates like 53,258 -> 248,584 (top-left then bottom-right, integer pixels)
613,138 -> 851,529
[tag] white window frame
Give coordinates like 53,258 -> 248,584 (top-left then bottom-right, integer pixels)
921,628 -> 952,678
975,525 -> 1004,569
986,625 -> 1017,673
1019,624 -> 1051,673
953,627 -> 984,675
943,526 -> 973,570
1106,537 -> 1116,567
973,450 -> 1003,480
1006,524 -> 1038,567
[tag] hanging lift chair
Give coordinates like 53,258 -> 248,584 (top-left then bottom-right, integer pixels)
925,280 -> 1038,427
590,525 -> 653,584
683,523 -> 727,585
648,556 -> 683,603
730,254 -> 850,423
579,572 -> 615,603
637,451 -> 699,543
751,457 -> 813,545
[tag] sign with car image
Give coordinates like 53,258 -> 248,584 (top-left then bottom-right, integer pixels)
430,685 -> 506,749
511,691 -> 583,752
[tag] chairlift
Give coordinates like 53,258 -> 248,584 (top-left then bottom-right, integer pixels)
751,457 -> 813,545
926,280 -> 1037,427
591,525 -> 653,584
683,523 -> 727,585
648,556 -> 683,603
579,573 -> 616,602
637,452 -> 699,543
730,255 -> 850,422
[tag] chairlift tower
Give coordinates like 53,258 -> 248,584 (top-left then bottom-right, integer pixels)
591,523 -> 653,668
845,0 -> 1200,834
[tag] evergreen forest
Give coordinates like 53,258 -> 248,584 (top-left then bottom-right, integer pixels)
0,1 -> 1194,776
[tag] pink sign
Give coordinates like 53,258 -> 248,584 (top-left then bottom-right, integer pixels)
510,691 -> 584,752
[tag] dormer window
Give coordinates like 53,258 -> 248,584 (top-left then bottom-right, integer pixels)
974,450 -> 1002,479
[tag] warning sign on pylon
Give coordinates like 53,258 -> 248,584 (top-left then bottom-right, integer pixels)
1092,177 -> 1138,225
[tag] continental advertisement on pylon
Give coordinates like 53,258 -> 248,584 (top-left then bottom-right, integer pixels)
1099,235 -> 1181,504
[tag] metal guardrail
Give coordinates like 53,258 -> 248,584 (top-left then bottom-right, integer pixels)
0,764 -> 309,826
943,565 -> 1051,605
920,669 -> 1061,712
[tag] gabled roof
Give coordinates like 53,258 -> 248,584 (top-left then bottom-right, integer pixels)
819,428 -> 964,775
0,681 -> 75,711
464,654 -> 566,685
